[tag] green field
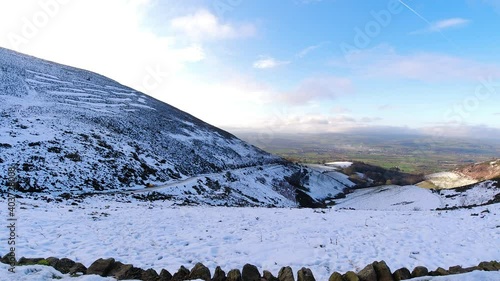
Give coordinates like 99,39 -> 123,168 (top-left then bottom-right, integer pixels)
236,132 -> 500,174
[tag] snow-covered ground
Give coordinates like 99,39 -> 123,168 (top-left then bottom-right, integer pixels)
336,185 -> 442,211
0,197 -> 498,281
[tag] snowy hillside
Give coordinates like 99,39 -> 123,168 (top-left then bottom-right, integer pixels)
0,47 -> 352,207
335,179 -> 499,211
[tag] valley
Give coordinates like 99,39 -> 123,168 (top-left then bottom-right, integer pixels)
236,132 -> 500,174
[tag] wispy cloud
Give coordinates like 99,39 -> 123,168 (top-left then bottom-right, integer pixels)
412,18 -> 471,34
276,76 -> 353,105
343,45 -> 500,82
170,9 -> 256,41
253,57 -> 290,69
296,42 -> 327,58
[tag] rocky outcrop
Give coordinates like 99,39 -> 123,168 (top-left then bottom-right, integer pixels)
227,269 -> 242,281
358,264 -> 377,281
54,258 -> 76,274
278,266 -> 295,281
189,263 -> 211,281
86,258 -> 116,277
343,271 -> 360,281
263,270 -> 278,281
213,266 -> 227,281
297,267 -> 315,281
392,268 -> 411,281
159,268 -> 173,281
172,266 -> 191,281
328,272 -> 343,281
242,264 -> 261,281
411,266 -> 428,278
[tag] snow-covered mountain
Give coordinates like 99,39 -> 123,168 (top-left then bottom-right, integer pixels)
0,48 -> 352,207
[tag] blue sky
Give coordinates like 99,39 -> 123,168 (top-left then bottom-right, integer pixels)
1,0 -> 499,137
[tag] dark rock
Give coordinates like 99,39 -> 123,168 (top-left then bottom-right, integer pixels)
462,266 -> 481,273
491,261 -> 500,270
478,261 -> 497,271
69,262 -> 87,275
278,266 -> 295,281
342,271 -> 359,281
297,268 -> 315,281
114,264 -> 145,280
242,264 -> 261,281
263,270 -> 278,281
227,269 -> 242,281
172,265 -> 191,281
160,269 -> 173,281
87,258 -> 116,277
212,266 -> 227,281
411,266 -> 428,278
1,253 -> 15,265
429,267 -> 449,276
372,261 -> 393,281
357,264 -> 376,281
46,257 -> 59,267
327,272 -> 342,281
448,265 -> 465,275
142,268 -> 160,281
17,257 -> 45,265
54,258 -> 76,274
392,268 -> 411,281
108,261 -> 126,277
190,263 -> 211,281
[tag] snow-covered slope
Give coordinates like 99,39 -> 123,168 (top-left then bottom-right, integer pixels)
335,180 -> 499,211
0,47 -> 331,206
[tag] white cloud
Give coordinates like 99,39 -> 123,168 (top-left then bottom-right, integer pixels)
412,17 -> 470,34
432,18 -> 470,30
0,0 -> 266,129
277,76 -> 353,105
0,0 -> 207,93
296,43 -> 326,58
253,57 -> 290,69
343,45 -> 500,82
170,9 -> 256,41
